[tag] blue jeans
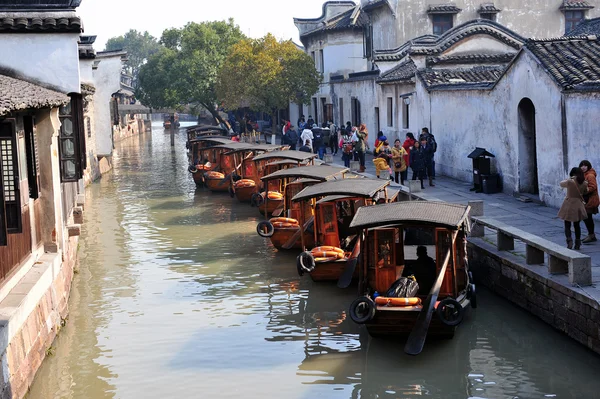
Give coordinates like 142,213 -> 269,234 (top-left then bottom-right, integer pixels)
317,146 -> 325,160
342,152 -> 351,167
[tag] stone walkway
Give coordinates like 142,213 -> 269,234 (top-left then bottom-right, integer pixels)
328,151 -> 600,295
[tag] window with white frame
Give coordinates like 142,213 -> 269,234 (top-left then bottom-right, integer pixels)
0,119 -> 22,236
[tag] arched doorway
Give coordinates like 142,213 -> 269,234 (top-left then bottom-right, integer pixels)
518,98 -> 538,194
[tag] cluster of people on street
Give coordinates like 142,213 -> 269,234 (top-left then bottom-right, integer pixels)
558,160 -> 599,250
371,128 -> 437,189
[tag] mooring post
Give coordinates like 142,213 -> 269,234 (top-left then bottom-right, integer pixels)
170,113 -> 175,147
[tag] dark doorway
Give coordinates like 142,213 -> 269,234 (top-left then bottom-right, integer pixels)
518,98 -> 538,194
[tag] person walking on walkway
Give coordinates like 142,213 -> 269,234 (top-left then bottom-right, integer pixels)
420,128 -> 437,179
339,129 -> 353,168
580,160 -> 599,243
392,138 -> 408,185
420,136 -> 435,187
328,120 -> 339,155
558,167 -> 589,249
410,140 -> 426,189
374,131 -> 384,155
355,123 -> 368,172
287,125 -> 298,151
313,125 -> 326,160
300,126 -> 313,151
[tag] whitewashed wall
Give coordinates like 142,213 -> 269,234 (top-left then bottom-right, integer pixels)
92,55 -> 123,156
565,92 -> 600,176
0,33 -> 80,93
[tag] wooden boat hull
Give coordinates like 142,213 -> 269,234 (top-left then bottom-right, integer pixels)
365,303 -> 467,339
235,186 -> 256,202
309,259 -> 358,282
192,171 -> 205,186
206,177 -> 230,192
270,227 -> 314,250
259,198 -> 284,215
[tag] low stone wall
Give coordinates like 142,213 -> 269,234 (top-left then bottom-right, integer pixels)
468,238 -> 600,354
0,234 -> 78,399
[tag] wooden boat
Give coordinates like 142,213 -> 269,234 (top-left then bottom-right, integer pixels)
256,165 -> 349,247
204,142 -> 256,193
235,150 -> 318,203
292,179 -> 397,284
187,137 -> 234,186
186,124 -> 229,146
230,144 -> 289,202
163,114 -> 180,129
347,201 -> 475,355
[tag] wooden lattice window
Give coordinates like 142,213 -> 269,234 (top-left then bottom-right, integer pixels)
23,116 -> 39,199
432,14 -> 453,35
58,94 -> 86,182
0,119 -> 22,234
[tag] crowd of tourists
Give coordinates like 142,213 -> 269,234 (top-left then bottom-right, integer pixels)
280,117 -> 438,188
558,160 -> 599,250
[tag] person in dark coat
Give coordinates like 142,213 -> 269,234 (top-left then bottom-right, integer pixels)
558,167 -> 588,249
410,140 -> 426,189
299,139 -> 312,153
414,246 -> 437,295
287,126 -> 298,151
419,136 -> 435,187
306,115 -> 315,128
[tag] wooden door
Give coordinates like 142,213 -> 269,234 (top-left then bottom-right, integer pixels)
316,203 -> 339,247
372,228 -> 398,293
436,228 -> 454,296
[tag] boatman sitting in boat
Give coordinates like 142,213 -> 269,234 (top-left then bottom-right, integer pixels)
406,246 -> 437,295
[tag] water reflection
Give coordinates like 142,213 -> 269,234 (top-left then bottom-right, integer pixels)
27,123 -> 600,399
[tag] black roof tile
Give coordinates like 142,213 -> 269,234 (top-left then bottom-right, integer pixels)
0,73 -> 68,115
301,6 -> 366,38
377,59 -> 417,83
427,4 -> 462,14
0,14 -> 82,33
560,1 -> 594,10
417,66 -> 505,90
567,17 -> 600,36
525,36 -> 600,91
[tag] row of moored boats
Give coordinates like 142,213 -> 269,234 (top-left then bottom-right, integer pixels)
185,124 -> 478,355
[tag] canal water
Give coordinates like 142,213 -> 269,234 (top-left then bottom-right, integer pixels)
28,123 -> 600,399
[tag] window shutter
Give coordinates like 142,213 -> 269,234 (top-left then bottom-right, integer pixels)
0,158 -> 6,246
23,116 -> 39,199
0,119 -> 22,233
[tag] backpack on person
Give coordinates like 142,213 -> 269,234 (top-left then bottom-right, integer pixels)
288,129 -> 298,144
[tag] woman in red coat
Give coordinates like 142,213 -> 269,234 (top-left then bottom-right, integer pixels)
402,132 -> 416,167
580,160 -> 599,243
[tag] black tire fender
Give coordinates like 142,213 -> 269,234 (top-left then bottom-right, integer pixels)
436,298 -> 464,326
250,193 -> 263,207
298,251 -> 315,273
349,296 -> 376,324
296,257 -> 304,277
188,165 -> 198,174
467,284 -> 477,309
256,221 -> 274,238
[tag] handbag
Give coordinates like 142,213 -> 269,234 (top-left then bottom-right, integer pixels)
394,162 -> 402,169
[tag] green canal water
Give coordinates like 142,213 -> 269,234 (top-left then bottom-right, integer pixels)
27,123 -> 600,399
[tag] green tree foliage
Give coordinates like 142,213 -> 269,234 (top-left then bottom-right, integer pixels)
105,30 -> 161,84
136,19 -> 244,122
217,34 -> 321,123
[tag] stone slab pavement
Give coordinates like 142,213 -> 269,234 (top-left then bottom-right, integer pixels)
327,151 -> 600,297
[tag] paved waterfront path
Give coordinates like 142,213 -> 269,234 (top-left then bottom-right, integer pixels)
329,151 -> 600,294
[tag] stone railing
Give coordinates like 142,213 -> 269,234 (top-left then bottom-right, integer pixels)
468,200 -> 592,286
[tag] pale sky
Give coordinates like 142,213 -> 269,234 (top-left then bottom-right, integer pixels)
78,0 -> 346,50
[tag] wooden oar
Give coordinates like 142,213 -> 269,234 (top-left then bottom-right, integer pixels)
337,238 -> 361,289
271,206 -> 284,217
281,216 -> 314,250
404,248 -> 452,356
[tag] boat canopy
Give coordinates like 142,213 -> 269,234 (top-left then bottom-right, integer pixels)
292,179 -> 389,202
262,165 -> 349,182
188,137 -> 233,145
252,144 -> 287,152
265,159 -> 301,167
315,195 -> 353,205
212,142 -> 257,152
253,150 -> 317,162
349,202 -> 471,230
186,124 -> 228,133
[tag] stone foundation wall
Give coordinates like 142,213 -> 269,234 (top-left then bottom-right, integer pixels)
468,239 -> 600,354
0,235 -> 78,399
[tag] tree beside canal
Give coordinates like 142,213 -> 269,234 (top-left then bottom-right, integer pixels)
105,29 -> 162,86
217,34 -> 321,126
136,19 -> 245,124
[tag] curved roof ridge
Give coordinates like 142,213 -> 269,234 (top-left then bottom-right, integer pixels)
294,1 -> 356,22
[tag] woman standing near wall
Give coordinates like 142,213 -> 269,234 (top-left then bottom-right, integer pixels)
558,167 -> 588,249
392,139 -> 408,185
580,160 -> 599,243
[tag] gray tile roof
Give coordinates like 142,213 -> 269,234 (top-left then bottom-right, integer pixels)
478,4 -> 501,13
0,13 -> 82,33
377,59 -> 417,83
427,4 -> 462,14
362,0 -> 389,12
566,17 -> 600,36
0,1 -> 81,10
525,36 -> 600,91
262,165 -> 348,182
417,66 -> 506,90
301,6 -> 366,38
560,1 -> 594,10
292,178 -> 389,201
0,73 -> 69,116
426,53 -> 515,66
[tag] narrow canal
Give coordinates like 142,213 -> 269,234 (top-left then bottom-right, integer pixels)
27,124 -> 600,399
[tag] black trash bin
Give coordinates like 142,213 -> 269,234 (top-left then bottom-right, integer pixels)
482,174 -> 500,194
467,147 -> 495,193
